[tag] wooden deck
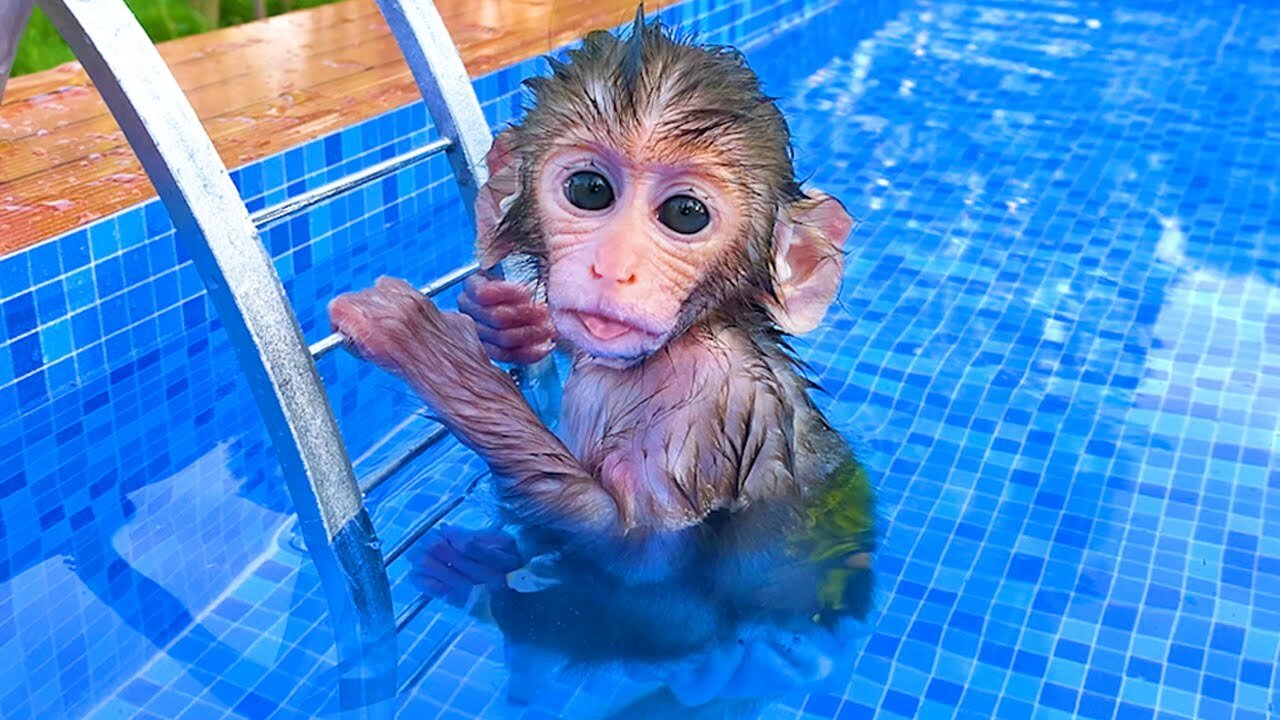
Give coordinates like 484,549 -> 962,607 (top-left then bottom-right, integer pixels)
0,0 -> 676,255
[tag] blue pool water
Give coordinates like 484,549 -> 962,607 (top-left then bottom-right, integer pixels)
2,0 -> 1278,717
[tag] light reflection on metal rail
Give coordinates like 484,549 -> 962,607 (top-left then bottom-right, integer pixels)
310,262 -> 480,360
33,1 -> 397,716
382,474 -> 484,566
250,138 -> 451,230
370,0 -> 492,221
360,425 -> 449,496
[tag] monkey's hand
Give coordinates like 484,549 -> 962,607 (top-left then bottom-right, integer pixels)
631,618 -> 862,707
457,274 -> 556,364
331,278 -> 616,535
328,276 -> 491,384
408,525 -> 524,607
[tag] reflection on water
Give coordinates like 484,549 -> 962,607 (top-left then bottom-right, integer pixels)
0,431 -> 287,716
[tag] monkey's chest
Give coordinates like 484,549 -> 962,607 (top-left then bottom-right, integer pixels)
559,373 -> 727,529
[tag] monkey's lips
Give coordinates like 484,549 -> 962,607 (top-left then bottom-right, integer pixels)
578,313 -> 638,341
556,309 -> 664,361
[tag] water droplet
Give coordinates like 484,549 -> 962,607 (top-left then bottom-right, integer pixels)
41,199 -> 74,211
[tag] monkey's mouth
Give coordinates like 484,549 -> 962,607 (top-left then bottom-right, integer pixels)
555,309 -> 664,362
577,312 -> 640,341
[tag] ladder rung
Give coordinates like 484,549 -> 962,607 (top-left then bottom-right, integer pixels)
359,425 -> 449,495
382,473 -> 484,565
395,593 -> 431,632
397,620 -> 468,695
310,262 -> 481,359
250,137 -> 451,230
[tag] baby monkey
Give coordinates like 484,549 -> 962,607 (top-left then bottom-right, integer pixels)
330,12 -> 875,713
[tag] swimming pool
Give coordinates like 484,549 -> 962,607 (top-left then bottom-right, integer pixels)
2,0 -> 1277,717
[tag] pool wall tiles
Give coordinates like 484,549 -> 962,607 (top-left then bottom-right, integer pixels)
0,0 -> 854,717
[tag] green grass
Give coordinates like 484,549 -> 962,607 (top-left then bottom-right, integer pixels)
12,0 -> 343,77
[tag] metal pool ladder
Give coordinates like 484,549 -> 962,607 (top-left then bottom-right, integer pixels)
1,1 -> 548,717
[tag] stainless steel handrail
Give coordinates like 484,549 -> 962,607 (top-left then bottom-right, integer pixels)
360,426 -> 449,495
251,138 -> 452,230
33,2 -> 397,717
397,619 -> 467,695
369,0 -> 493,222
395,593 -> 432,632
382,474 -> 482,565
396,620 -> 468,691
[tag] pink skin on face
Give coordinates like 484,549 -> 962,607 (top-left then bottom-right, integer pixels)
463,144 -> 742,368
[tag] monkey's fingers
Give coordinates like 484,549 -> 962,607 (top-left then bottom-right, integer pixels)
327,295 -> 378,360
431,536 -> 511,586
483,341 -> 556,365
372,275 -> 418,296
475,323 -> 556,352
409,554 -> 473,600
408,541 -> 496,609
440,525 -> 524,571
463,275 -> 538,307
458,291 -> 552,331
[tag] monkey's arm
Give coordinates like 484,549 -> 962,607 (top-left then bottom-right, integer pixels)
329,277 -> 618,533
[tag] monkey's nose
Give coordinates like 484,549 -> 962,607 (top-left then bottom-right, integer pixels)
589,263 -> 638,286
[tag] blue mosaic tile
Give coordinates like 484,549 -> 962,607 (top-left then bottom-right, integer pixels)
3,0 -> 1280,718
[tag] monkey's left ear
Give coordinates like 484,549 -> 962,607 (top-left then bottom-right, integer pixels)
767,191 -> 854,335
475,130 -> 522,270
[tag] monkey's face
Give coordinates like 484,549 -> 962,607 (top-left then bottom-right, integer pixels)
534,143 -> 747,368
473,24 -> 855,367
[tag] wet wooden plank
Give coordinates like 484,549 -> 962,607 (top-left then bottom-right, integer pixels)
0,0 -> 676,255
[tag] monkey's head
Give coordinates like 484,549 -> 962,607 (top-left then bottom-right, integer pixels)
476,13 -> 853,368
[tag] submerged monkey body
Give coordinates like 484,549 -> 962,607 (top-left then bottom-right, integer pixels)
330,11 -> 877,710
490,325 -> 872,665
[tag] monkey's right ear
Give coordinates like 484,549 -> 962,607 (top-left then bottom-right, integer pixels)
766,191 -> 854,335
475,130 -> 522,270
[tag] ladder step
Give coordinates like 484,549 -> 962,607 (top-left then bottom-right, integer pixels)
396,593 -> 432,633
310,262 -> 480,359
382,473 -> 485,565
250,137 -> 451,230
359,425 -> 449,496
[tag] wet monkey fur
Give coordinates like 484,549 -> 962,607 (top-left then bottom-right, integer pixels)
329,8 -> 877,712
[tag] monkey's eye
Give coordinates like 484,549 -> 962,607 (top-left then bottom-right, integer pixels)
658,195 -> 710,235
564,171 -> 615,211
